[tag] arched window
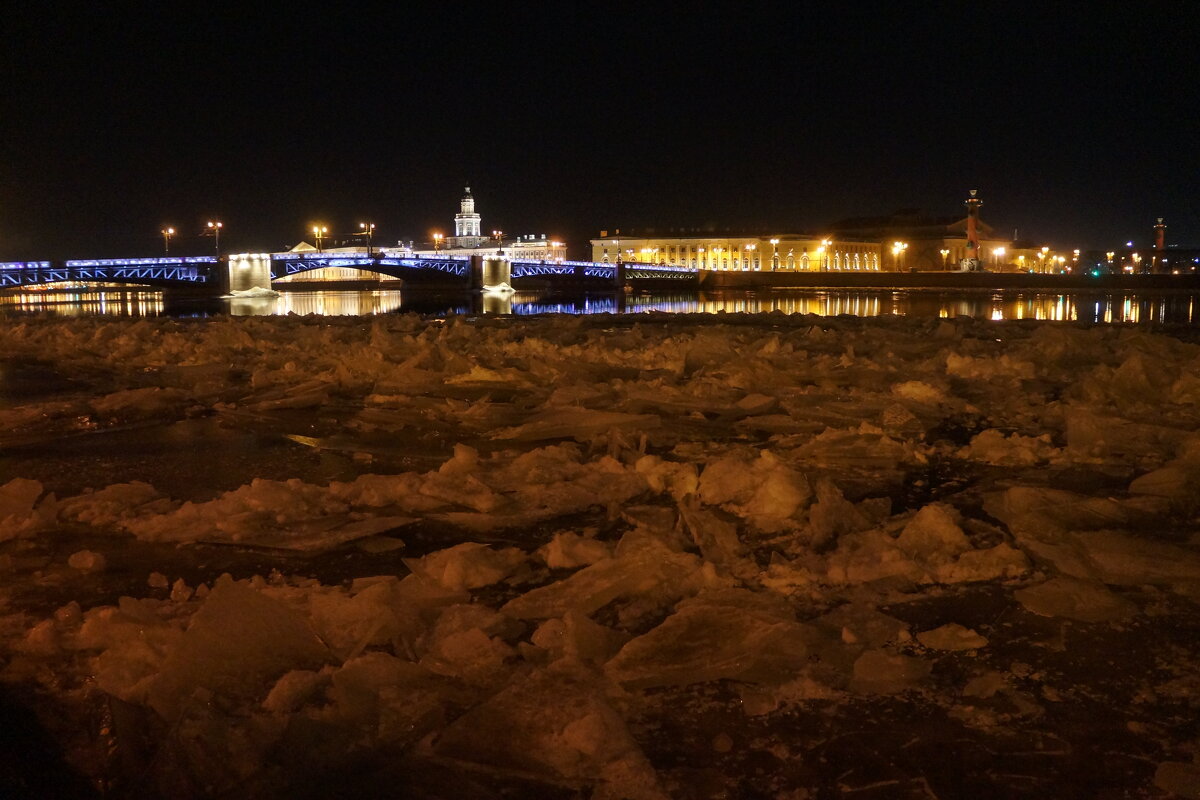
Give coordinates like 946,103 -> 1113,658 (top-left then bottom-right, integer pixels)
834,253 -> 841,270
790,253 -> 798,269
854,253 -> 861,270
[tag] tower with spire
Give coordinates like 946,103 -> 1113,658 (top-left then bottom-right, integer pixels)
450,185 -> 484,248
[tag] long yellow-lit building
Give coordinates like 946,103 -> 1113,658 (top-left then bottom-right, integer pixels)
590,233 -> 883,271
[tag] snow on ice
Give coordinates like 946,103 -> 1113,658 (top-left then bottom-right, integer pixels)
2,312 -> 1200,796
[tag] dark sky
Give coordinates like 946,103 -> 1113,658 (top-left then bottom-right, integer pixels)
2,4 -> 1197,260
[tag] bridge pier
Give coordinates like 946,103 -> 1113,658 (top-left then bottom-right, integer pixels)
225,253 -> 273,294
469,255 -> 511,291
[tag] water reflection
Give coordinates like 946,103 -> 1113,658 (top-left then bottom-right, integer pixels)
0,289 -> 164,317
3,287 -> 1200,325
227,290 -> 408,316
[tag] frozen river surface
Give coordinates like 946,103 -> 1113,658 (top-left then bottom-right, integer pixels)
2,312 -> 1200,798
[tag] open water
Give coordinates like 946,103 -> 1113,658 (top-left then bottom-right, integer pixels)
3,286 -> 1200,324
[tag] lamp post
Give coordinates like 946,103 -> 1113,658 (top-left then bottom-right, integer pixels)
492,230 -> 504,255
744,243 -> 756,271
359,222 -> 375,256
433,233 -> 444,253
161,227 -> 175,255
1106,251 -> 1115,272
821,239 -> 832,271
769,238 -> 779,271
892,241 -> 908,271
939,248 -> 949,270
312,225 -> 328,252
206,221 -> 223,257
992,246 -> 1006,271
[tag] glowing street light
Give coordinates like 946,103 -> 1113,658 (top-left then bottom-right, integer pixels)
205,220 -> 223,256
939,248 -> 950,270
891,241 -> 908,271
744,243 -> 756,271
992,246 -> 1006,270
161,226 -> 175,255
432,232 -> 444,253
312,225 -> 328,252
821,239 -> 832,271
769,238 -> 780,271
492,229 -> 504,255
359,222 -> 375,256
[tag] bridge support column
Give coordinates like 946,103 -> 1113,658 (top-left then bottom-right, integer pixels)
614,260 -> 627,289
481,256 -> 511,290
226,253 -> 273,293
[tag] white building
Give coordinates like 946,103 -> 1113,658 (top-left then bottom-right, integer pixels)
403,187 -> 568,262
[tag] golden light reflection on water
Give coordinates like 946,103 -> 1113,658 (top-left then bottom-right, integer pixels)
2,288 -> 1200,325
228,291 -> 407,316
0,289 -> 164,316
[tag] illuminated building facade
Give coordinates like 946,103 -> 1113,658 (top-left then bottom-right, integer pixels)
405,187 -> 568,261
589,233 -> 881,271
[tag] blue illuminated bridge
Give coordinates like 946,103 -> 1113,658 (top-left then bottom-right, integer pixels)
0,253 -> 697,292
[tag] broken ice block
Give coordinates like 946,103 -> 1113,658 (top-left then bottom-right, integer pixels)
538,531 -> 613,569
147,577 -> 329,720
604,589 -> 813,689
916,623 -> 988,651
1014,576 -> 1137,623
67,549 -> 107,573
433,668 -> 666,797
403,543 -> 525,592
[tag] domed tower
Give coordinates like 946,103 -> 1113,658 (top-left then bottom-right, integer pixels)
453,186 -> 483,246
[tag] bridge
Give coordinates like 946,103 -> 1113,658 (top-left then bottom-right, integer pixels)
1,252 -> 697,293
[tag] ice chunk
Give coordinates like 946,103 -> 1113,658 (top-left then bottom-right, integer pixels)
896,503 -> 971,561
806,478 -> 872,549
961,429 -> 1057,466
147,576 -> 329,719
418,604 -> 519,684
1014,576 -> 1137,623
308,581 -> 422,662
531,611 -> 630,666
634,455 -> 699,501
678,497 -> 756,579
433,669 -> 666,798
916,623 -> 987,651
330,651 -> 433,725
604,589 -> 813,689
849,649 -> 931,694
697,451 -> 811,522
931,543 -> 1029,584
491,407 -> 661,442
0,478 -> 43,539
67,549 -> 107,573
946,353 -> 1034,382
891,380 -> 947,405
403,543 -> 525,592
538,531 -> 613,569
501,538 -> 706,620
58,481 -> 169,528
262,669 -> 327,713
814,603 -> 910,648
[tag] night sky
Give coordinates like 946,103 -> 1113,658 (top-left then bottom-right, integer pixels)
2,4 -> 1197,261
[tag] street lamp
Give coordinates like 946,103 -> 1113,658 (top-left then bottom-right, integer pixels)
161,227 -> 175,255
939,248 -> 950,270
892,241 -> 908,271
432,233 -> 444,253
769,238 -> 780,271
205,220 -> 223,256
311,225 -> 328,252
492,230 -> 504,255
992,246 -> 1006,271
744,243 -> 756,271
821,239 -> 832,271
359,222 -> 375,256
